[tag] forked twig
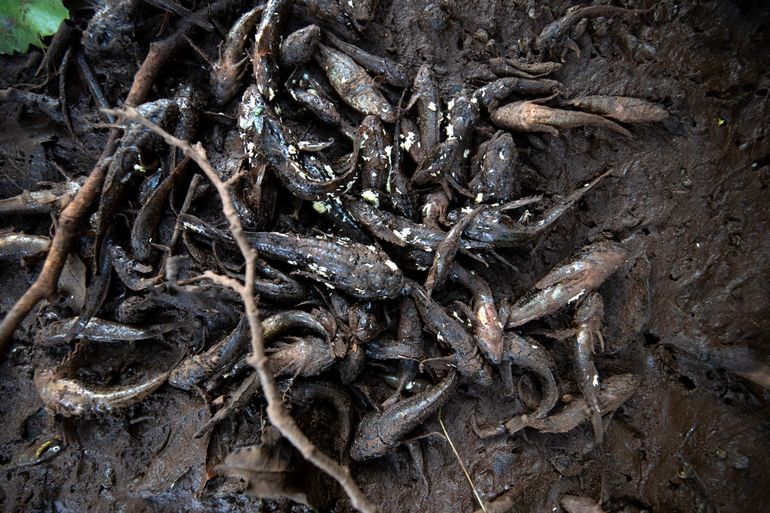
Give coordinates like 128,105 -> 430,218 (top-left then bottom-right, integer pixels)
102,106 -> 379,513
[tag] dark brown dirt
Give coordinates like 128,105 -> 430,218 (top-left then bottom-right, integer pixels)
1,1 -> 769,512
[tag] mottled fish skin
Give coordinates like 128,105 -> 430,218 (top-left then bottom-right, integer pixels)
411,285 -> 494,386
409,64 -> 442,159
316,44 -> 396,123
505,240 -> 628,329
169,317 -> 248,391
251,0 -> 292,101
564,95 -> 669,123
212,4 -> 264,105
469,130 -> 519,204
35,369 -> 170,417
535,5 -> 648,50
246,231 -> 408,300
324,31 -> 409,87
491,100 -> 632,138
504,373 -> 640,435
572,293 -> 605,443
473,77 -> 562,109
239,85 -> 357,201
38,318 -> 183,346
279,24 -> 321,71
0,233 -> 50,260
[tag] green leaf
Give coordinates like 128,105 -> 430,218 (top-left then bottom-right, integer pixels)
0,0 -> 69,55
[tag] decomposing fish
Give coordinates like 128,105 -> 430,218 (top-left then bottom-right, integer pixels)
38,318 -> 183,346
350,370 -> 457,460
505,240 -> 628,328
572,292 -> 605,444
252,0 -> 292,101
491,100 -> 632,137
564,95 -> 669,123
325,30 -> 409,87
35,364 -> 175,417
279,24 -> 321,71
212,4 -> 264,105
535,4 -> 650,50
315,44 -> 396,123
475,373 -> 639,437
0,232 -> 50,260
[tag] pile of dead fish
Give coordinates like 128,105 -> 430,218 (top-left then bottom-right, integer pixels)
1,0 -> 669,504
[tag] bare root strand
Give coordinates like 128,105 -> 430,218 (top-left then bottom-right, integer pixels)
103,106 -> 379,513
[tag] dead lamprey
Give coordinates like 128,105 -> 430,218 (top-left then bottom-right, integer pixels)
491,100 -> 632,137
315,44 -> 396,123
350,370 -> 457,460
246,231 -> 408,300
35,366 -> 174,417
564,95 -> 669,123
506,240 -> 628,328
476,373 -> 639,437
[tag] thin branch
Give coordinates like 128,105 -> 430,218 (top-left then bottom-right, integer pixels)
103,106 -> 379,513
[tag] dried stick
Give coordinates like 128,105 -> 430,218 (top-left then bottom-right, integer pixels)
0,134 -> 118,354
103,106 -> 379,513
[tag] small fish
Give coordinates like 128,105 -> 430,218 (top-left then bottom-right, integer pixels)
564,95 -> 669,123
0,232 -> 50,260
505,240 -> 628,328
491,100 -> 632,137
35,367 -> 172,417
350,370 -> 457,460
315,44 -> 396,123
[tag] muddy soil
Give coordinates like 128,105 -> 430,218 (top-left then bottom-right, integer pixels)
1,0 -> 769,512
